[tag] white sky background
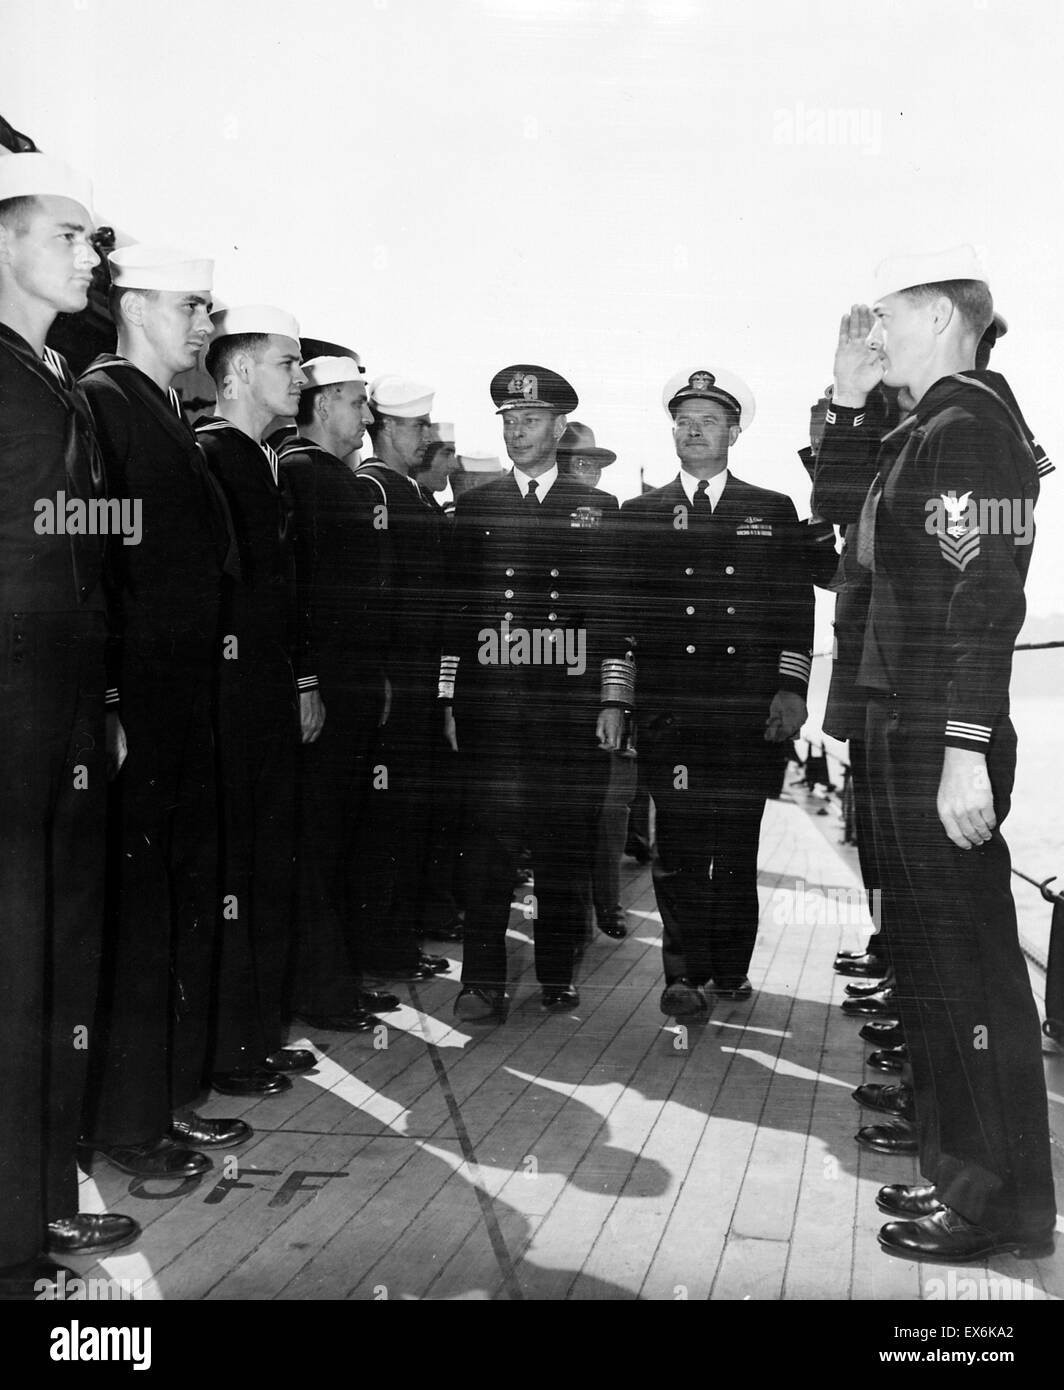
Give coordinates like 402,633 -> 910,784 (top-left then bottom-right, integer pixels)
3,0 -> 1063,633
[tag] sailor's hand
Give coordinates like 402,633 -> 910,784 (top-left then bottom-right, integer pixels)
443,706 -> 458,752
300,690 -> 325,744
833,305 -> 882,407
938,747 -> 996,849
597,707 -> 625,751
106,711 -> 127,779
765,691 -> 807,742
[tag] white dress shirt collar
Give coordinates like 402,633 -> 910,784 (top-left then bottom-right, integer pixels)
679,467 -> 729,510
512,463 -> 558,499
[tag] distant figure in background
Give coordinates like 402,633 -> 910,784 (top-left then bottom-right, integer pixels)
559,421 -> 634,942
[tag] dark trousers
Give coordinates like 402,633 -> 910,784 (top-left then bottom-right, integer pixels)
864,696 -> 1055,1237
358,682 -> 443,974
641,713 -> 777,987
848,735 -> 892,964
459,701 -> 608,991
85,662 -> 219,1145
212,663 -> 299,1069
591,750 -> 638,917
289,680 -> 380,1015
0,612 -> 106,1267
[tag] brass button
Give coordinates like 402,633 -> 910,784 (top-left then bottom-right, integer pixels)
685,644 -> 696,654
727,606 -> 736,615
549,590 -> 559,600
685,606 -> 695,615
726,645 -> 736,655
548,612 -> 558,621
725,565 -> 735,575
550,568 -> 560,577
505,567 -> 515,577
504,611 -> 514,621
504,589 -> 514,599
684,566 -> 694,576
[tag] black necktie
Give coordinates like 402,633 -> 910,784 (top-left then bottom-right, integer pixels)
524,478 -> 539,508
692,478 -> 712,516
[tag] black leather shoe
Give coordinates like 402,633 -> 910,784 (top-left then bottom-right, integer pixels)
262,1048 -> 318,1073
845,976 -> 892,998
660,979 -> 709,1019
713,976 -> 753,1001
852,1083 -> 915,1120
294,1009 -> 382,1032
596,907 -> 628,940
46,1214 -> 141,1256
358,990 -> 401,1013
210,1067 -> 292,1096
878,1207 -> 1055,1263
82,1136 -> 212,1177
419,952 -> 450,974
855,1119 -> 919,1155
876,1183 -> 944,1218
0,1256 -> 76,1301
841,987 -> 897,1018
454,987 -> 509,1024
860,1020 -> 905,1047
867,1043 -> 908,1073
541,985 -> 580,1010
169,1113 -> 253,1148
834,950 -> 887,977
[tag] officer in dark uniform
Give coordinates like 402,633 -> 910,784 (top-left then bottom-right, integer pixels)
355,375 -> 453,982
557,421 -> 635,943
441,364 -> 632,1022
831,246 -> 1056,1263
0,153 -> 138,1297
278,354 -> 392,1031
79,245 -> 249,1180
620,367 -> 813,1019
196,304 -> 318,1095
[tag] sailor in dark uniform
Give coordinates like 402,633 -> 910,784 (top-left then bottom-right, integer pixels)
196,305 -> 317,1094
833,246 -> 1056,1263
441,365 -> 632,1022
619,367 -> 813,1018
79,245 -> 250,1180
356,375 -> 453,982
0,153 -> 138,1297
278,354 -> 392,1031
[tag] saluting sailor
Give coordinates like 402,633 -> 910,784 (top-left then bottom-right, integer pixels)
619,367 -> 813,1019
196,305 -> 318,1094
441,365 -> 633,1022
0,152 -> 138,1296
79,245 -> 249,1181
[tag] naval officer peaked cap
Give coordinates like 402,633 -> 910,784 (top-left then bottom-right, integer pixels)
490,364 -> 579,415
662,366 -> 756,432
301,356 -> 365,389
369,374 -> 435,418
872,244 -> 989,301
109,244 -> 214,293
0,151 -> 94,213
210,305 -> 301,342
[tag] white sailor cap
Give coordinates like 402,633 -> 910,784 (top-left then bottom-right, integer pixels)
662,366 -> 756,432
872,244 -> 989,302
301,355 -> 365,389
210,304 -> 300,343
458,451 -> 503,472
109,244 -> 213,292
370,373 -> 435,419
0,152 -> 94,213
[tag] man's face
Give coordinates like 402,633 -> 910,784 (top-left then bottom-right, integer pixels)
867,292 -> 935,391
421,442 -> 456,493
386,413 -> 433,469
247,334 -> 306,418
138,289 -> 214,376
0,194 -> 99,315
502,407 -> 562,470
671,398 -> 737,468
566,454 -> 602,490
324,379 -> 372,455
